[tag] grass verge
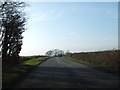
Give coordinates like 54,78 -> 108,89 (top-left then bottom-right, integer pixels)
64,56 -> 119,74
3,56 -> 49,88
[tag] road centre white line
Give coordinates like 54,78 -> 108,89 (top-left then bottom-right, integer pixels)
56,57 -> 65,71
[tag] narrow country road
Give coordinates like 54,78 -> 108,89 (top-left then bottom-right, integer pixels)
15,57 -> 119,88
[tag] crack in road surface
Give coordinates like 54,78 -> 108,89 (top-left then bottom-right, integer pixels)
15,57 -> 119,88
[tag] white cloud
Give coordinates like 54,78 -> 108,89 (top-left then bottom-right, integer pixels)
68,32 -> 80,36
29,10 -> 63,22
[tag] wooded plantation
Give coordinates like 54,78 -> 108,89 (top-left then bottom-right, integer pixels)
0,1 -> 27,66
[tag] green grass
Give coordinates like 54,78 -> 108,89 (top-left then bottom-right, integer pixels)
23,57 -> 47,65
3,56 -> 49,88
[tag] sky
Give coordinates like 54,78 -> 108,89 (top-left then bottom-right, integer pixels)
19,2 -> 118,56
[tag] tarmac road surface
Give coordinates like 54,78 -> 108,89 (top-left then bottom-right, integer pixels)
15,57 -> 119,88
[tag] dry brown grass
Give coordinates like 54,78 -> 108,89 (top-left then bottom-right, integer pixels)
66,50 -> 119,73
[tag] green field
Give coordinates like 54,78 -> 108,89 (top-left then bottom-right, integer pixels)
3,56 -> 49,88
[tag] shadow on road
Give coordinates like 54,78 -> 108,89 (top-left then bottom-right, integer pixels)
13,66 -> 119,88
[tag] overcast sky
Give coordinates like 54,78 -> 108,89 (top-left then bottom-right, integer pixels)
20,2 -> 118,56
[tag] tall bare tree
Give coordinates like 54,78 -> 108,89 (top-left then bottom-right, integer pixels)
0,1 -> 26,65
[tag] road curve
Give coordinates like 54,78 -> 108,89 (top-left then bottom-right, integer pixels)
15,57 -> 119,88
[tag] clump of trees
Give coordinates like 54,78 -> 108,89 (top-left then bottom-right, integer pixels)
0,1 -> 27,65
64,50 -> 72,57
45,49 -> 64,57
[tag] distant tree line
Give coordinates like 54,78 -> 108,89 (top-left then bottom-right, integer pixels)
0,1 -> 27,65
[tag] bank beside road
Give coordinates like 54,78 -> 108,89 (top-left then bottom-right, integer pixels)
3,56 -> 49,88
64,50 -> 119,74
